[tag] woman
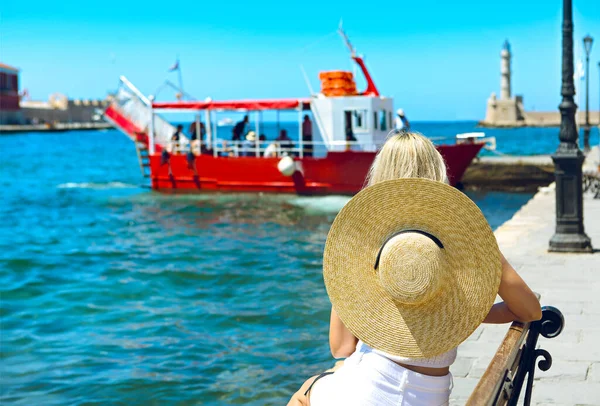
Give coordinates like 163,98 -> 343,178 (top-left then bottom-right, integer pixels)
288,131 -> 541,406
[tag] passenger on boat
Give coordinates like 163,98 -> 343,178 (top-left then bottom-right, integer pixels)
345,123 -> 357,151
170,124 -> 184,153
232,115 -> 249,142
276,129 -> 295,156
189,122 -> 206,155
160,148 -> 173,177
263,141 -> 278,158
286,132 -> 541,406
394,108 -> 411,131
217,140 -> 235,157
171,124 -> 183,141
302,115 -> 313,157
189,121 -> 206,141
241,131 -> 258,157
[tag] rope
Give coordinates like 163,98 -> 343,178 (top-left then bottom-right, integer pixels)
296,31 -> 338,55
277,31 -> 339,60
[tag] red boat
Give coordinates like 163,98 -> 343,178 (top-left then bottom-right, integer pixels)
104,30 -> 488,195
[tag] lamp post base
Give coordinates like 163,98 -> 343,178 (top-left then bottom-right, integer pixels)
549,232 -> 593,252
548,149 -> 594,253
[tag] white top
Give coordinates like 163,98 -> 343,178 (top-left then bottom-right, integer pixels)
357,340 -> 457,368
394,115 -> 408,130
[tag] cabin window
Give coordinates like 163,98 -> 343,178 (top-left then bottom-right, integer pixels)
380,110 -> 387,131
352,110 -> 368,130
388,112 -> 392,130
373,112 -> 378,130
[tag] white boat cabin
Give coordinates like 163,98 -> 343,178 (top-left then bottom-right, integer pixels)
311,94 -> 394,152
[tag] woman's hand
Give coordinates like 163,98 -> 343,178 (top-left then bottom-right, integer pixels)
329,308 -> 358,359
484,252 -> 542,324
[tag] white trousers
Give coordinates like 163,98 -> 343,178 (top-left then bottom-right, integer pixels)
310,346 -> 453,406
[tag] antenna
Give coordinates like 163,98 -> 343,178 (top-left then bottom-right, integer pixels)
176,55 -> 184,100
300,65 -> 315,95
337,20 -> 355,56
154,80 -> 197,101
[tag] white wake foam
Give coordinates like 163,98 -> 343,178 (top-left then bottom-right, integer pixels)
57,182 -> 139,190
288,195 -> 350,214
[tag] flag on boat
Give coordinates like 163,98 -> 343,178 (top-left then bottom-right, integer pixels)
168,59 -> 179,72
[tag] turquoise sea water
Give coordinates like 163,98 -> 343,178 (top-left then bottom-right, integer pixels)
0,124 -> 559,405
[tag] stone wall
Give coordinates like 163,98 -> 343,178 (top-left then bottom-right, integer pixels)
481,107 -> 600,128
20,98 -> 109,124
524,111 -> 600,127
0,110 -> 24,125
482,93 -> 526,126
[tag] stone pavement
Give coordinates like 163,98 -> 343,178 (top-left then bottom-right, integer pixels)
450,148 -> 600,405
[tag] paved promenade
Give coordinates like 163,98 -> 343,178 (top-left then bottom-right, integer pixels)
451,148 -> 600,405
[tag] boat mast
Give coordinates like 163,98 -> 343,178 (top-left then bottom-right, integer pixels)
338,22 -> 356,56
337,25 -> 380,97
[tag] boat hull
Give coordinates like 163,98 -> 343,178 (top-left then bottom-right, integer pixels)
149,143 -> 483,195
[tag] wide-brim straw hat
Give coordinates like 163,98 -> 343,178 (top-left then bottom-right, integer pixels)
246,131 -> 257,141
323,178 -> 502,358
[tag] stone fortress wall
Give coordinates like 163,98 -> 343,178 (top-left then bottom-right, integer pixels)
20,93 -> 109,124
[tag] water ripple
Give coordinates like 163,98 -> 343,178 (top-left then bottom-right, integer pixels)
0,129 -> 534,405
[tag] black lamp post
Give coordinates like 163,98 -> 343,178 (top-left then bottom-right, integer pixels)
582,35 -> 594,152
549,0 -> 592,253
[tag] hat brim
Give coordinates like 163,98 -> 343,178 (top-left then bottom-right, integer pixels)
323,178 -> 502,358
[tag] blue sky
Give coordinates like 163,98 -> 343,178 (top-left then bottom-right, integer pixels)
1,0 -> 599,120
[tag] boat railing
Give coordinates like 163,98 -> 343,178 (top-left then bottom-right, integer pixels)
112,76 -> 184,148
165,139 -> 367,158
163,133 -> 496,158
211,139 -> 371,158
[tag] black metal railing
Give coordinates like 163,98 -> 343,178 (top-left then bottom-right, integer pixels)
507,306 -> 565,405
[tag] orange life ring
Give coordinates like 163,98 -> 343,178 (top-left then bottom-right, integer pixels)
320,78 -> 356,90
322,87 -> 357,95
319,70 -> 353,81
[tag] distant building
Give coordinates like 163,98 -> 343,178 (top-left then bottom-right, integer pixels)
1,61 -> 111,127
480,41 -> 599,128
0,63 -> 24,124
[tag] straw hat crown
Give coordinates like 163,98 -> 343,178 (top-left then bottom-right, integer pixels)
378,232 -> 448,305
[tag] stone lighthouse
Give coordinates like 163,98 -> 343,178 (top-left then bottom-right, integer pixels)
482,40 -> 525,126
500,40 -> 511,100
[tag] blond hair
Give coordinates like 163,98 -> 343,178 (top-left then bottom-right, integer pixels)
366,131 -> 448,186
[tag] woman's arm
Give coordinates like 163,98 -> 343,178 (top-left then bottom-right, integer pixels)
484,252 -> 542,324
329,308 -> 358,359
